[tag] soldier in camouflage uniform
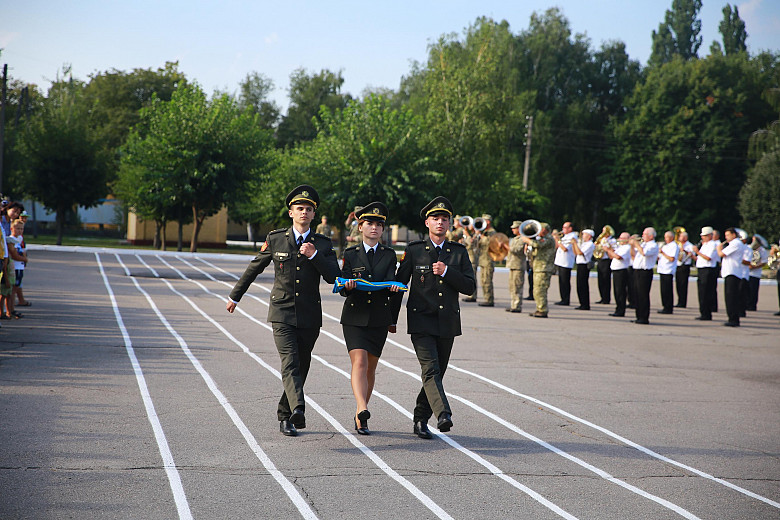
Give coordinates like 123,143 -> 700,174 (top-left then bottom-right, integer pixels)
476,215 -> 496,307
461,223 -> 479,302
447,215 -> 465,243
522,222 -> 554,317
504,221 -> 526,313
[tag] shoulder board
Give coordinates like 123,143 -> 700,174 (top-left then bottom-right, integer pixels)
345,244 -> 360,252
447,240 -> 466,249
267,228 -> 287,236
313,232 -> 330,240
408,240 -> 425,247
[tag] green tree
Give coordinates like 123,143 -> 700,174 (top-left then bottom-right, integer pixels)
276,68 -> 351,148
16,74 -> 109,244
606,53 -> 778,233
117,84 -> 273,251
719,5 -> 748,56
237,71 -> 280,130
649,0 -> 703,66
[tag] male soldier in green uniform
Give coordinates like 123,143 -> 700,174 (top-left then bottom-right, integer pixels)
447,215 -> 465,243
392,196 -> 476,439
476,214 -> 496,307
226,185 -> 340,436
461,220 -> 479,302
504,220 -> 526,313
522,222 -> 554,317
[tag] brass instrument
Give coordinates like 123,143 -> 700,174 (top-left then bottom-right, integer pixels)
768,246 -> 780,271
519,219 -> 541,239
673,226 -> 687,262
592,225 -> 615,260
459,215 -> 473,228
473,217 -> 488,232
488,232 -> 510,262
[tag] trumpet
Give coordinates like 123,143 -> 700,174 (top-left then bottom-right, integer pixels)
472,217 -> 488,232
459,215 -> 473,227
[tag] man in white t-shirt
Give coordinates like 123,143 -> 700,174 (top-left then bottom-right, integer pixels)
657,231 -> 679,314
675,232 -> 695,308
553,221 -> 576,306
629,227 -> 658,324
693,226 -> 718,321
571,229 -> 594,310
747,236 -> 768,311
605,232 -> 632,318
717,227 -> 747,327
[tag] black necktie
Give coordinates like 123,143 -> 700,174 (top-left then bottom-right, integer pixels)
367,247 -> 375,267
297,235 -> 303,247
435,246 -> 442,260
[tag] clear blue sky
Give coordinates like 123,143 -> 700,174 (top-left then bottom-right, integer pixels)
2,1 -> 779,110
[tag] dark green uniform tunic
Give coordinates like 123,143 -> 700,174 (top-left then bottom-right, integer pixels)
229,227 -> 340,420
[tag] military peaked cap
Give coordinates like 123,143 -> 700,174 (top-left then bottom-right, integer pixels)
356,201 -> 388,222
286,184 -> 319,208
420,196 -> 453,219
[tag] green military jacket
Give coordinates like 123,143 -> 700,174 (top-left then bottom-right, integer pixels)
477,228 -> 496,267
339,243 -> 397,327
506,235 -> 527,270
531,234 -> 556,273
229,227 -> 340,328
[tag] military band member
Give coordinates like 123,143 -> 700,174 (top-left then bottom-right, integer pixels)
605,232 -> 632,317
462,221 -> 479,302
571,229 -> 594,310
339,202 -> 400,435
596,226 -> 616,305
345,206 -> 363,245
447,216 -> 465,243
771,242 -> 780,316
629,227 -> 658,324
711,229 -> 722,313
476,214 -> 496,307
315,215 -> 332,238
747,236 -> 768,311
657,231 -> 679,314
553,221 -> 576,306
226,185 -> 340,437
392,197 -> 476,439
522,222 -> 554,317
693,226 -> 718,321
717,228 -> 747,327
675,232 -> 694,308
504,221 -> 526,313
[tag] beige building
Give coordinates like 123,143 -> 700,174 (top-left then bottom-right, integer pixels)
127,206 -> 229,248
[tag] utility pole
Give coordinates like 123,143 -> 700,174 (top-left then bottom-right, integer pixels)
522,115 -> 533,189
0,64 -> 7,195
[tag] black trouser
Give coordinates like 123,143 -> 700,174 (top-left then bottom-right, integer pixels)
634,269 -> 653,322
748,276 -> 760,310
411,333 -> 454,422
697,267 -> 716,319
597,258 -> 611,303
724,275 -> 741,324
612,269 -> 628,316
777,269 -> 780,310
675,264 -> 691,307
739,277 -> 750,316
659,273 -> 674,313
558,266 -> 572,304
712,265 -> 720,312
576,263 -> 590,309
273,323 -> 319,421
627,267 -> 636,307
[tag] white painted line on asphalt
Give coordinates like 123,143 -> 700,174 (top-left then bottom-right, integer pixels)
196,255 -> 780,511
113,254 -> 318,520
94,253 -> 193,520
147,255 -> 454,520
179,256 -> 578,520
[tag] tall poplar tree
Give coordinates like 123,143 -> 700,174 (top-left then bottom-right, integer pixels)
649,0 -> 703,66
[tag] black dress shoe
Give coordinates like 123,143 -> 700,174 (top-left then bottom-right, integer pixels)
631,319 -> 649,324
529,311 -> 548,318
437,413 -> 453,432
627,304 -> 636,309
554,301 -> 569,306
524,296 -> 534,301
478,302 -> 494,307
413,421 -> 433,439
354,416 -> 370,435
280,420 -> 298,437
695,316 -> 712,321
595,300 -> 604,304
774,311 -> 780,316
723,321 -> 740,327
290,407 -> 306,429
674,304 -> 686,308
609,312 -> 625,317
574,306 -> 590,310
657,309 -> 673,314
461,297 -> 476,303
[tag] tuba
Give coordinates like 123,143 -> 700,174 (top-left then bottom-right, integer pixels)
473,217 -> 488,232
459,215 -> 473,228
592,225 -> 615,260
519,219 -> 541,239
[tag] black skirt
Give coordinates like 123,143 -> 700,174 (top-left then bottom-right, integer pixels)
342,325 -> 388,357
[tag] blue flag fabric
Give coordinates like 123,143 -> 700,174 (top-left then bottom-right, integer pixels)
332,277 -> 409,293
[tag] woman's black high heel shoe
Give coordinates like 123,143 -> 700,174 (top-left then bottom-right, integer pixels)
354,412 -> 370,435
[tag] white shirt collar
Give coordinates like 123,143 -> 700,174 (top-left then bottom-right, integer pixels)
293,228 -> 310,242
363,242 -> 377,253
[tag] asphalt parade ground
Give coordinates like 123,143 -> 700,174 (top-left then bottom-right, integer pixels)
1,247 -> 779,519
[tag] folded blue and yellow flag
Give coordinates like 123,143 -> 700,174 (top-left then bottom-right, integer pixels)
332,277 -> 409,293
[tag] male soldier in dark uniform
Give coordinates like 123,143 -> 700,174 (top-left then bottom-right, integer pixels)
226,185 -> 340,437
392,196 -> 476,439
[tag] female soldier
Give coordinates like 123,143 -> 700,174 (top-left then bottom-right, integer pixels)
340,202 -> 399,434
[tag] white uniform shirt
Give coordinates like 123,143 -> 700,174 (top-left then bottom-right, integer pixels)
720,239 -> 746,278
554,232 -> 577,269
740,244 -> 752,280
632,240 -> 659,270
610,244 -> 631,271
750,247 -> 768,278
696,241 -> 717,268
712,239 -> 722,264
677,241 -> 694,266
657,242 -> 679,275
575,240 -> 595,264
